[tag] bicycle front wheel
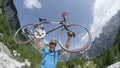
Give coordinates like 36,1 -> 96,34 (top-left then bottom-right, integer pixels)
58,24 -> 92,53
13,24 -> 35,44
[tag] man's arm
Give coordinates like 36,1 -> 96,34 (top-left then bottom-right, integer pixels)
36,38 -> 43,49
60,31 -> 73,54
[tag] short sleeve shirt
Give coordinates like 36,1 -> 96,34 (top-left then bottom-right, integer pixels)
41,47 -> 60,68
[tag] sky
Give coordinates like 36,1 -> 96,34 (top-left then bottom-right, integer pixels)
14,0 -> 94,26
81,0 -> 120,42
14,0 -> 120,50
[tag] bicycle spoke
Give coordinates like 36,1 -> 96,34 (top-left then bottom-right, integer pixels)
58,24 -> 92,53
14,24 -> 35,44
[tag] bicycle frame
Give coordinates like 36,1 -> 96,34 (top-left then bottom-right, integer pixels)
38,17 -> 74,36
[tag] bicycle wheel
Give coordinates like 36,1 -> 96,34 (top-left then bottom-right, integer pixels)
58,24 -> 92,53
14,24 -> 35,44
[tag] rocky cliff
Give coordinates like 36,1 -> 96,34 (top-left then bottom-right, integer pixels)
0,42 -> 26,68
85,10 -> 120,60
0,0 -> 30,68
59,10 -> 120,61
0,0 -> 42,67
3,0 -> 20,30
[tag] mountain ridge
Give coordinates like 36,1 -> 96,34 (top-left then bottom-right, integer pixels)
59,10 -> 120,61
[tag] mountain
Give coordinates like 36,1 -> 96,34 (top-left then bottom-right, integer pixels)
57,26 -> 120,68
107,62 -> 120,68
59,10 -> 120,61
0,0 -> 29,67
0,0 -> 42,68
3,0 -> 20,30
0,42 -> 26,68
1,0 -> 120,68
84,10 -> 120,60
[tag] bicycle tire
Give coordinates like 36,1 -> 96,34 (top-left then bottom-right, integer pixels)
14,24 -> 35,44
58,24 -> 92,53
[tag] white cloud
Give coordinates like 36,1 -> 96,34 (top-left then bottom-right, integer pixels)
82,0 -> 120,41
24,0 -> 42,9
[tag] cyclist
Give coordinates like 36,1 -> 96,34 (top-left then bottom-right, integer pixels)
36,31 -> 73,68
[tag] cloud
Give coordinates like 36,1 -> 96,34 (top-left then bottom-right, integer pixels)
82,0 -> 120,41
24,0 -> 42,9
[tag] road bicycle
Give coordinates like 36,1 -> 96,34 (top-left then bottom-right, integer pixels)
14,12 -> 92,53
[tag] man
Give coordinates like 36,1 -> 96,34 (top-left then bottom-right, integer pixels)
36,31 -> 73,68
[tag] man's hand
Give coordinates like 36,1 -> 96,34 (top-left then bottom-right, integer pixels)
67,31 -> 74,37
36,38 -> 43,49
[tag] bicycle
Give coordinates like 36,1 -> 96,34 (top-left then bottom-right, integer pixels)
14,12 -> 92,53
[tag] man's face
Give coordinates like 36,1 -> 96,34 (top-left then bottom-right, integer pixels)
49,43 -> 56,51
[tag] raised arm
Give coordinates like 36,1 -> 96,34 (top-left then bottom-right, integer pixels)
36,38 -> 43,49
60,31 -> 73,54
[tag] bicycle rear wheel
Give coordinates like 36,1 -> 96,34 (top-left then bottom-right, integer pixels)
14,24 -> 35,44
58,24 -> 92,53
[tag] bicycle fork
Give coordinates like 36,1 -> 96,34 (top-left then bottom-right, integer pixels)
61,17 -> 75,37
63,23 -> 75,37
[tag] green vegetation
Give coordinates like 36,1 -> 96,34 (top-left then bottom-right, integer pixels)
56,27 -> 120,68
0,0 -> 42,68
92,27 -> 120,68
0,0 -> 120,68
0,0 -> 3,10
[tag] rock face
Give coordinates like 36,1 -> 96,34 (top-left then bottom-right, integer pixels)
0,42 -> 26,68
3,0 -> 20,30
107,62 -> 120,68
0,9 -> 2,15
0,1 -> 32,67
84,10 -> 120,60
59,10 -> 120,61
0,42 -> 12,56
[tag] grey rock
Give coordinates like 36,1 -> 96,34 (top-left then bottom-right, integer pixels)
0,9 -> 2,15
0,42 -> 26,68
107,62 -> 120,68
85,10 -> 120,60
0,42 -> 12,56
4,0 -> 20,30
59,10 -> 120,61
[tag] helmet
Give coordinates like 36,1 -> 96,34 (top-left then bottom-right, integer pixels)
49,38 -> 57,45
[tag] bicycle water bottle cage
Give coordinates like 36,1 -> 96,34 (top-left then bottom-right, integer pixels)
34,29 -> 46,38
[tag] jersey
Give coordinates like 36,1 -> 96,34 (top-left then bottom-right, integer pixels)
41,47 -> 60,68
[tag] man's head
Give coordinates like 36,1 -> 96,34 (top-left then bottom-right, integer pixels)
49,39 -> 57,51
